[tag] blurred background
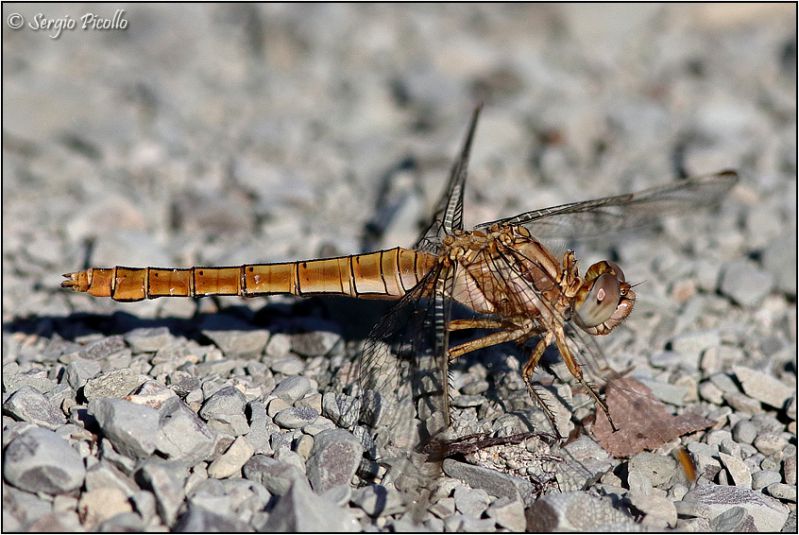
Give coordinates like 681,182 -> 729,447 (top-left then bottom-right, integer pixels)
3,5 -> 796,531
3,3 -> 795,323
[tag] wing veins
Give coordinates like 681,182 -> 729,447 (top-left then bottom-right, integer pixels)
416,104 -> 483,253
476,170 -> 738,239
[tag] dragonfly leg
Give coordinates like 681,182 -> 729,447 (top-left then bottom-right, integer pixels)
448,328 -> 527,361
447,318 -> 507,331
521,333 -> 564,438
552,327 -> 616,430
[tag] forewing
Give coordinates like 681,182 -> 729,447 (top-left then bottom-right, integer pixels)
416,105 -> 482,254
475,170 -> 738,239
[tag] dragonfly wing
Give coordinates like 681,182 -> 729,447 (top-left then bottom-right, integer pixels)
355,265 -> 453,516
415,105 -> 482,254
475,170 -> 738,239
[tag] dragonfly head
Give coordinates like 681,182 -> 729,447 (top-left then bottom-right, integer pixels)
574,260 -> 635,335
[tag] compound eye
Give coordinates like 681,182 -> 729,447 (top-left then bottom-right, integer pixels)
607,260 -> 625,282
577,272 -> 622,328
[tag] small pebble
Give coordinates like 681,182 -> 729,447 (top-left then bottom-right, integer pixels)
351,484 -> 404,516
293,434 -> 314,460
3,386 -> 65,430
4,428 -> 86,494
269,354 -> 306,375
295,392 -> 323,413
243,455 -> 304,496
454,486 -> 492,517
320,391 -> 359,428
669,330 -> 719,366
259,478 -> 357,531
709,506 -> 758,532
78,487 -> 133,529
124,327 -> 172,353
783,445 -> 796,485
719,452 -> 752,488
526,492 -> 636,530
752,470 -> 782,490
271,376 -> 313,402
136,461 -> 185,526
487,496 -> 526,531
430,497 -> 456,519
765,483 -> 796,502
724,392 -> 764,414
202,328 -> 269,359
157,397 -> 216,465
753,432 -> 788,456
732,419 -> 757,444
306,428 -> 362,493
681,484 -> 788,532
699,381 -> 725,404
273,406 -> 318,429
65,359 -> 102,389
733,365 -> 794,410
451,394 -> 486,408
290,331 -> 341,357
629,452 -> 678,488
301,416 -> 336,435
785,396 -> 796,420
89,398 -> 160,459
709,372 -> 740,394
83,369 -> 147,400
98,512 -> 145,532
264,333 -> 292,358
320,483 -> 351,507
719,259 -> 774,307
629,493 -> 677,528
199,386 -> 249,436
207,436 -> 255,479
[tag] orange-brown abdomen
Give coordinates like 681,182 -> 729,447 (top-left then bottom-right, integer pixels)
61,247 -> 436,302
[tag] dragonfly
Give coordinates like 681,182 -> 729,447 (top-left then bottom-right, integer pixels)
62,106 -> 737,515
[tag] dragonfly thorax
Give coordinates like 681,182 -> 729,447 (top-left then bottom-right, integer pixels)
441,225 -> 635,338
444,226 -> 567,318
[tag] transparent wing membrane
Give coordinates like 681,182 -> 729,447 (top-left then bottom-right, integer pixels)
476,170 -> 738,240
353,267 -> 450,513
416,104 -> 482,254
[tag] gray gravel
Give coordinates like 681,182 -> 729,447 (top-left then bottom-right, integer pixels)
3,4 -> 795,532
89,398 -> 160,459
3,386 -> 66,430
679,484 -> 789,532
4,428 -> 86,495
526,492 -> 638,531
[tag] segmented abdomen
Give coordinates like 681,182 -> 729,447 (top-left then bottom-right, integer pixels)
61,247 -> 436,302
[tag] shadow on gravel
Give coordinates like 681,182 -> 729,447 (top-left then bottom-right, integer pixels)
5,296 -> 562,432
3,296 -> 395,346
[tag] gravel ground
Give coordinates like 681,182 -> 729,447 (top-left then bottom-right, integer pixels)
3,4 -> 796,532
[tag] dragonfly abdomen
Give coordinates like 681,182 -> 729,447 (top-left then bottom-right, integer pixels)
61,247 -> 436,302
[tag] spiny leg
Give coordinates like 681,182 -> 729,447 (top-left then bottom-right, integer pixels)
552,327 -> 616,431
447,318 -> 507,331
521,333 -> 564,439
448,327 -> 527,361
447,325 -> 565,437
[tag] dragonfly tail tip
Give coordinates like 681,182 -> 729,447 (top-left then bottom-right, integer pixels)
61,271 -> 89,292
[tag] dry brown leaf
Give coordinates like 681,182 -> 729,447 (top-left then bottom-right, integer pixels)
591,377 -> 713,458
